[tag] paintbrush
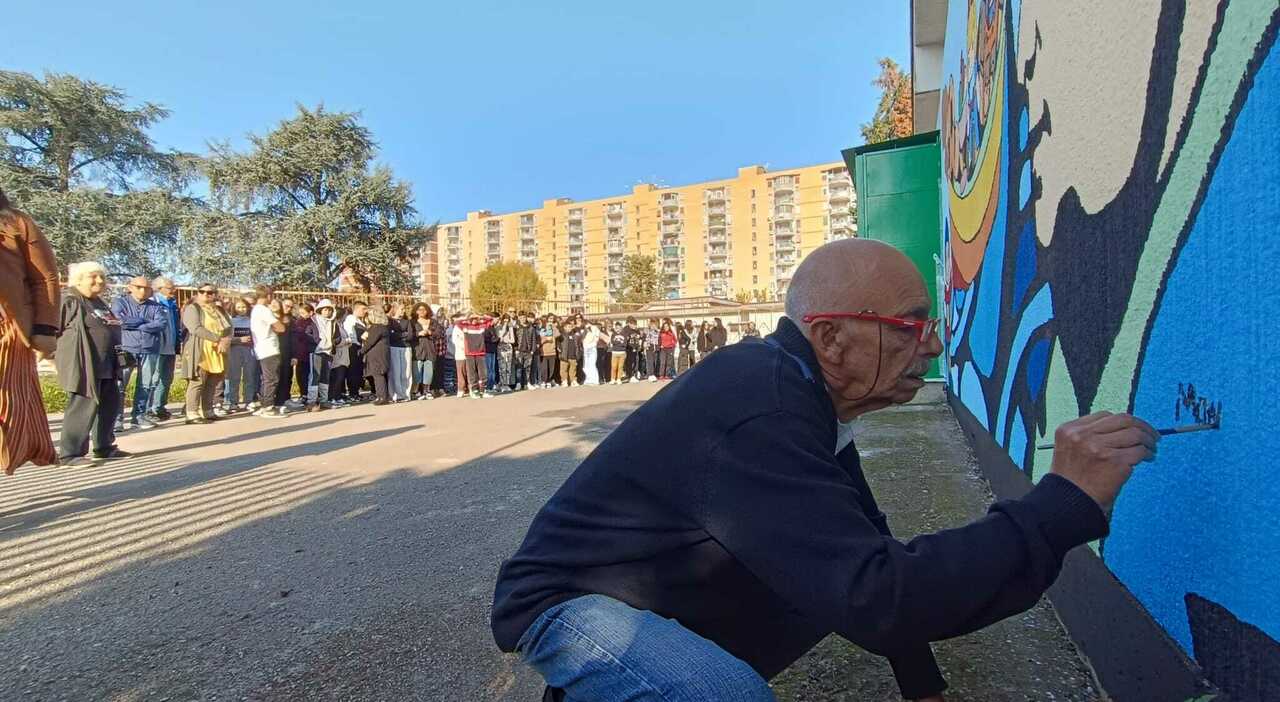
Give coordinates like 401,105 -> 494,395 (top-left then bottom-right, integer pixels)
1035,421 -> 1219,450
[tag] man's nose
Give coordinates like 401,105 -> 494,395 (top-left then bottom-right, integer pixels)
921,329 -> 943,359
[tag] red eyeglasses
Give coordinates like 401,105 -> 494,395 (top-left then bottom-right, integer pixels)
801,310 -> 940,343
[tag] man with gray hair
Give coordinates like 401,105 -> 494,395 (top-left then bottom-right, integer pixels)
111,275 -> 168,431
149,276 -> 182,421
493,239 -> 1158,701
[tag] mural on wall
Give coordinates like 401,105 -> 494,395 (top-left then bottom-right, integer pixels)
938,0 -> 1280,696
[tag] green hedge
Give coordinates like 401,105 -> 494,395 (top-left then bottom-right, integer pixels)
39,374 -> 189,414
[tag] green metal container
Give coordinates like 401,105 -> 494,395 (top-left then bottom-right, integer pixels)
842,131 -> 943,380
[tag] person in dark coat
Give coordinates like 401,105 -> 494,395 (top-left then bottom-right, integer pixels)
290,303 -> 316,404
359,307 -> 392,405
491,239 -> 1159,702
55,261 -> 124,466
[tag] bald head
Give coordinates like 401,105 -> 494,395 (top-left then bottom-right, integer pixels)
784,239 -> 941,419
784,239 -> 926,326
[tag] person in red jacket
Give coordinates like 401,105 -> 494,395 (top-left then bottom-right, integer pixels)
458,312 -> 494,398
658,319 -> 677,379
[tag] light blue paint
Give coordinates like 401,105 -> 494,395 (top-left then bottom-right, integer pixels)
1008,411 -> 1027,471
1018,160 -> 1031,209
994,285 -> 1053,437
958,362 -> 990,431
1018,105 -> 1029,151
1109,42 -> 1280,653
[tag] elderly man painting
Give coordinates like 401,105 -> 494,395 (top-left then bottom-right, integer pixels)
111,276 -> 168,431
491,240 -> 1158,701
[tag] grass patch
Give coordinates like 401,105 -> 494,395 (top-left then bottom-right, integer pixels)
39,374 -> 189,414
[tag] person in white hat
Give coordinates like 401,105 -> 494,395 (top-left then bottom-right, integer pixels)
306,298 -> 338,411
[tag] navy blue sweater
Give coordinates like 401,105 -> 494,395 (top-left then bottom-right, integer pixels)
491,317 -> 1108,698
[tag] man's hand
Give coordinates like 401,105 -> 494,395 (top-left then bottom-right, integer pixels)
30,334 -> 56,360
1049,412 -> 1159,515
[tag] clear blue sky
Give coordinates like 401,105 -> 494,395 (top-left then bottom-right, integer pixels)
3,0 -> 908,223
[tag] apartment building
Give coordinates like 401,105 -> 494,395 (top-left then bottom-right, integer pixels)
427,161 -> 856,307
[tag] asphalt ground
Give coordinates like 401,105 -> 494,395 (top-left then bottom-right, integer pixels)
1,383 -> 1097,701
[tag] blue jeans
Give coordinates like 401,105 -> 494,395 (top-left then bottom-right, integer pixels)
442,356 -> 457,394
153,354 -> 176,413
517,594 -> 774,702
413,358 -> 434,390
223,345 -> 258,406
119,352 -> 161,422
486,351 -> 498,388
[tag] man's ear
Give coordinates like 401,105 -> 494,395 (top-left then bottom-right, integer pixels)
808,321 -> 845,365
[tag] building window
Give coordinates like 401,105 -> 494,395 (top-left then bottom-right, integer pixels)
752,261 -> 757,270
752,275 -> 758,284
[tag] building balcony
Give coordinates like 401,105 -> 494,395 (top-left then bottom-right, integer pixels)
706,260 -> 730,272
705,189 -> 727,203
662,245 -> 681,257
706,204 -> 727,216
828,189 -> 852,204
568,239 -> 583,249
607,241 -> 625,254
773,226 -> 795,237
520,248 -> 538,259
707,246 -> 729,259
661,212 -> 682,224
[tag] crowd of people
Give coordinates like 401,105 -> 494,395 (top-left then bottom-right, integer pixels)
1,179 -> 775,473
45,260 -> 764,468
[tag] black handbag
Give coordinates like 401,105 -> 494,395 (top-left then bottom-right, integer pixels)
115,347 -> 139,369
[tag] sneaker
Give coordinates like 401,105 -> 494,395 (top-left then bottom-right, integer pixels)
213,406 -> 229,417
516,384 -> 525,391
424,394 -> 434,400
456,391 -> 465,398
154,408 -> 172,421
648,375 -> 657,381
93,446 -> 131,460
59,456 -> 98,468
253,407 -> 278,418
247,402 -> 261,411
482,392 -> 494,398
134,416 -> 158,430
114,420 -> 128,434
185,417 -> 213,425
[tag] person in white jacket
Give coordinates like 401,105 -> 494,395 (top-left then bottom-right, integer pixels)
582,324 -> 602,385
450,314 -> 467,397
